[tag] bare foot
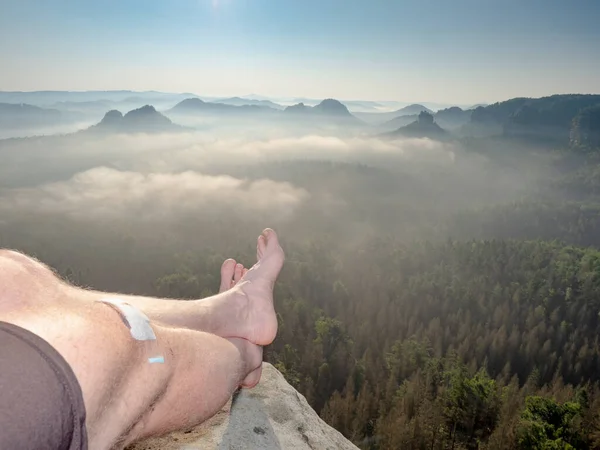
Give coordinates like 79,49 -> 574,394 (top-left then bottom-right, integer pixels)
234,228 -> 284,346
219,259 -> 261,388
123,229 -> 284,351
217,230 -> 287,389
198,228 -> 283,346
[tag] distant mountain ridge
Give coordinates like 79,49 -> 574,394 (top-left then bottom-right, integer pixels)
0,102 -> 80,132
465,94 -> 600,143
168,98 -> 277,116
0,102 -> 62,120
168,97 -> 362,125
90,105 -> 182,133
280,99 -> 363,127
4,91 -> 599,143
284,99 -> 354,117
216,97 -> 284,110
0,96 -> 365,137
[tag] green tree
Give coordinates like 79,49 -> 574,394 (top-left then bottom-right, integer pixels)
517,396 -> 587,449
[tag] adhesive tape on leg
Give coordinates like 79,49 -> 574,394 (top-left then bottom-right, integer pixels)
98,297 -> 164,363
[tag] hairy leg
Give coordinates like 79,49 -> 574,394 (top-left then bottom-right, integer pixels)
77,228 -> 284,346
119,328 -> 262,447
0,249 -> 263,450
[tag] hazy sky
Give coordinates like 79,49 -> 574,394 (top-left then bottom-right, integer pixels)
1,0 -> 599,104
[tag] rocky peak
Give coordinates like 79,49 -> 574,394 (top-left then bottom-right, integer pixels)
284,102 -> 310,114
313,99 -> 352,116
99,109 -> 124,126
418,110 -> 435,124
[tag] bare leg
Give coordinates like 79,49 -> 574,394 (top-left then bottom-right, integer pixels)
0,229 -> 283,449
3,299 -> 261,448
120,328 -> 262,446
77,228 -> 285,346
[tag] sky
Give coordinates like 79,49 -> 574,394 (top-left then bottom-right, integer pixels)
1,0 -> 599,104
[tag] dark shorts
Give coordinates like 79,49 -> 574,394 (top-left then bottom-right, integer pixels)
0,321 -> 88,450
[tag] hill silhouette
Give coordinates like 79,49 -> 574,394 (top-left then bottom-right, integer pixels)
353,104 -> 434,124
394,103 -> 434,116
313,99 -> 354,117
216,96 -> 284,110
283,99 -> 361,124
384,111 -> 447,139
379,114 -> 418,131
381,106 -> 472,133
168,98 -> 277,118
90,105 -> 181,133
0,102 -> 65,129
283,102 -> 311,115
434,106 -> 472,129
465,94 -> 600,143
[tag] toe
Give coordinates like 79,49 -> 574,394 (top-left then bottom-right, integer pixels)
261,229 -> 285,279
257,234 -> 267,260
220,259 -> 236,293
263,228 -> 283,257
234,263 -> 244,284
262,228 -> 276,243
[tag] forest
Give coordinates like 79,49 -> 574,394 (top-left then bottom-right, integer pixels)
2,94 -> 600,449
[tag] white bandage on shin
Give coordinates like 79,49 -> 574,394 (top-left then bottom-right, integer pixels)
98,297 -> 164,364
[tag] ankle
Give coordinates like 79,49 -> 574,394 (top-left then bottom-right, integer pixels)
227,337 -> 263,379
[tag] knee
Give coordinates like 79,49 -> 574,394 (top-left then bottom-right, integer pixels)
0,249 -> 52,277
0,249 -> 40,264
0,250 -> 60,309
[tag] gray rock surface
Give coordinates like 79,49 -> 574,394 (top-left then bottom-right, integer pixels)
128,363 -> 358,450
